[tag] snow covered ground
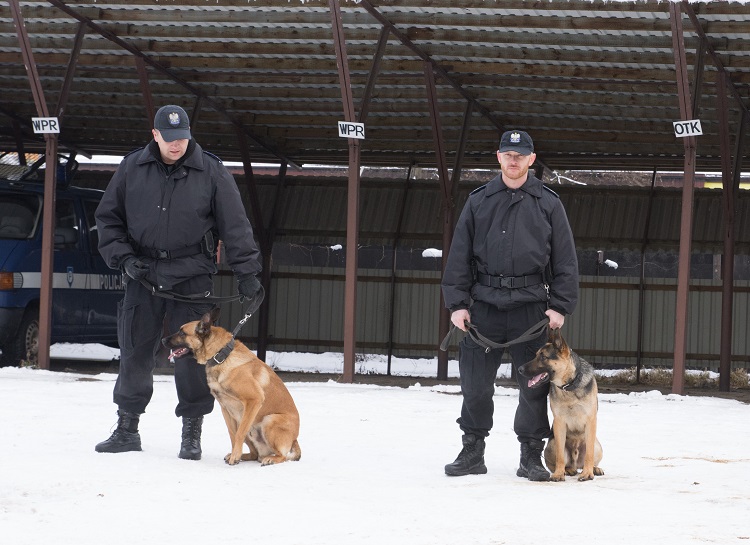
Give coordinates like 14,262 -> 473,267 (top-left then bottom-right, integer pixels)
2,346 -> 749,545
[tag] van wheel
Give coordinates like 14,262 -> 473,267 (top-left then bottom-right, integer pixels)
0,309 -> 39,367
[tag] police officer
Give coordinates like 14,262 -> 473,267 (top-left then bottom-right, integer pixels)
441,130 -> 578,480
94,105 -> 263,460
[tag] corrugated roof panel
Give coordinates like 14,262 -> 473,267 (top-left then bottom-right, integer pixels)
1,0 -> 749,171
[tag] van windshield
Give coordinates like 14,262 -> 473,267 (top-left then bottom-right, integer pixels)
0,193 -> 40,239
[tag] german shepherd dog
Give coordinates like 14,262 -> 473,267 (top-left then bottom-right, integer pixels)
518,329 -> 603,481
163,307 -> 301,466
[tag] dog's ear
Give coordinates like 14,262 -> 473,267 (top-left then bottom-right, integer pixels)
549,328 -> 566,350
195,311 -> 214,337
209,306 -> 221,324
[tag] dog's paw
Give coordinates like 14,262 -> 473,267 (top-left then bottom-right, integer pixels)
224,453 -> 241,465
260,455 -> 285,466
578,472 -> 595,481
565,467 -> 578,476
594,467 -> 604,476
550,473 -> 566,482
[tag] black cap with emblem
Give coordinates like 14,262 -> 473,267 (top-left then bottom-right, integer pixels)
154,105 -> 192,142
499,130 -> 534,155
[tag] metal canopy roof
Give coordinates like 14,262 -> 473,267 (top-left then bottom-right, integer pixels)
1,0 -> 749,172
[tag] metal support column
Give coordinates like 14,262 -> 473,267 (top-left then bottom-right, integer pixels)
717,70 -> 745,392
669,3 -> 698,395
386,163 -> 413,374
10,0 -> 57,370
235,129 -> 270,354
329,0 -> 361,383
636,167 -> 658,383
256,162 -> 287,362
424,62 -> 453,381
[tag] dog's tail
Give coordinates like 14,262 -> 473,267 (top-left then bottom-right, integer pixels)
288,439 -> 301,462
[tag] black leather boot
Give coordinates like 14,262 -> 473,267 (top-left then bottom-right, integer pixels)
444,434 -> 487,476
178,416 -> 203,460
517,439 -> 550,481
95,409 -> 142,453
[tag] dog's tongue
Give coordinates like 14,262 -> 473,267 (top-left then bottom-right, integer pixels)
169,348 -> 188,362
528,372 -> 548,388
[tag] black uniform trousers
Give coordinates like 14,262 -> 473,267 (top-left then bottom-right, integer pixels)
457,300 -> 551,443
113,274 -> 215,418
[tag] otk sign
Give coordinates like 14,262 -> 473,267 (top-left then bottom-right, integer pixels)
673,119 -> 702,138
338,121 -> 365,140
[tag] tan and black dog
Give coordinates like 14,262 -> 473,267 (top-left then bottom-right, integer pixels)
518,329 -> 603,481
163,307 -> 301,466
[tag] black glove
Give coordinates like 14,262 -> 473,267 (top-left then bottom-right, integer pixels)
237,274 -> 264,308
122,256 -> 150,281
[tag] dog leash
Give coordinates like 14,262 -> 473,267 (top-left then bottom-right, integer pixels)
138,278 -> 245,304
208,285 -> 266,367
440,317 -> 550,353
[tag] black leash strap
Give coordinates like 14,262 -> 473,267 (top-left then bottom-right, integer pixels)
440,317 -> 550,353
208,286 -> 266,367
139,278 -> 245,304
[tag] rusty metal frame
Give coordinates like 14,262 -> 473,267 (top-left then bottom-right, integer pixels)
47,0 -> 300,169
9,0 -> 57,370
669,2 -> 698,395
682,2 -> 750,119
716,69 -> 734,392
329,0 -> 361,383
256,162 -> 288,362
680,0 -> 750,392
436,100 -> 475,378
56,22 -> 86,118
134,56 -> 155,131
386,162 -> 414,374
424,61 -> 454,380
690,36 -> 705,119
356,0 -> 551,174
636,167 -> 658,383
358,26 -> 390,124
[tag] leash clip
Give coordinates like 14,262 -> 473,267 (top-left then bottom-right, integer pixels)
238,313 -> 251,327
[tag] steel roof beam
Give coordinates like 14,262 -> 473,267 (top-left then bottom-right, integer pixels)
356,0 -> 552,172
682,1 -> 750,119
46,0 -> 300,169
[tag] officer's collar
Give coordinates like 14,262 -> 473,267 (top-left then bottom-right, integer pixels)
137,140 -> 204,171
485,173 -> 543,198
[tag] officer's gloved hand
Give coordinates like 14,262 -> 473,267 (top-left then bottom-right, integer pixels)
122,256 -> 150,281
237,274 -> 264,310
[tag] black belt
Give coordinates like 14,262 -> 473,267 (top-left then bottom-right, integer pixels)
476,272 -> 544,289
139,243 -> 203,260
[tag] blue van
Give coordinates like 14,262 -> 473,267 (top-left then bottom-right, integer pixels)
0,155 -> 122,366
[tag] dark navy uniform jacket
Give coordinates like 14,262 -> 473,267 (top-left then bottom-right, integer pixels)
96,140 -> 261,290
441,172 -> 578,316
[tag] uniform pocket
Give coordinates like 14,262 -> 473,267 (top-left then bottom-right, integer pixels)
117,300 -> 147,351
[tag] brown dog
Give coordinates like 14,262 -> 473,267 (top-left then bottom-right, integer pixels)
163,307 -> 301,466
518,329 -> 603,481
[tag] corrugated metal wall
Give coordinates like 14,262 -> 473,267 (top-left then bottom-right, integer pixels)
216,269 -> 750,373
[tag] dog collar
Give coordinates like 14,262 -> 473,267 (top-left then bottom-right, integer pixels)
208,339 -> 235,367
559,371 -> 583,391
